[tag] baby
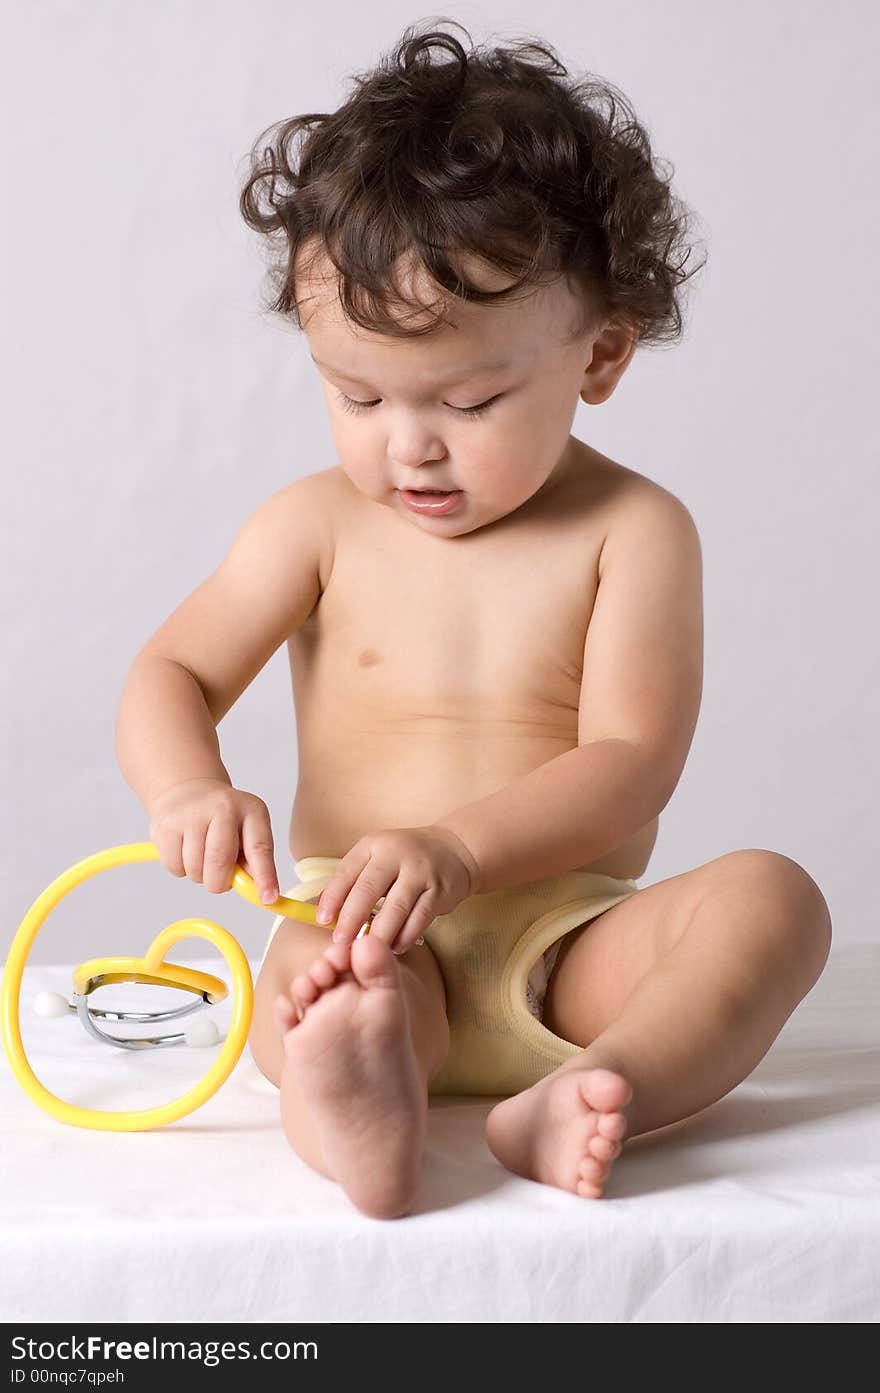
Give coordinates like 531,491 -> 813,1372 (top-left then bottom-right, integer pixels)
115,24 -> 832,1219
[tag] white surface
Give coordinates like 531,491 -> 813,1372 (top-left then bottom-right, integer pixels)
2,944 -> 878,1323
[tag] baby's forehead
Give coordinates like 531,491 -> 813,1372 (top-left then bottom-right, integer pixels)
305,311 -> 538,387
298,248 -> 582,367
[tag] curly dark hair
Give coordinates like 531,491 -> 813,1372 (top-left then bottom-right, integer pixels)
238,19 -> 706,347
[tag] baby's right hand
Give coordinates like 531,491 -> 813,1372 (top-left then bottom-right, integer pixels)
148,778 -> 280,905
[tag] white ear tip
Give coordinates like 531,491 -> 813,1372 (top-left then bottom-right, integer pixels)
33,991 -> 69,1019
184,1017 -> 221,1048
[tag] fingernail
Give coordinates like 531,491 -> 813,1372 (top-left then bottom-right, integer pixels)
262,887 -> 278,904
332,929 -> 344,943
317,907 -> 331,924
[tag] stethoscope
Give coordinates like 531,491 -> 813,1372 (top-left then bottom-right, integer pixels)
1,841 -> 375,1132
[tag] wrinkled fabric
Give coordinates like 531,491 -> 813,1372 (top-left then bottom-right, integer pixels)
2,945 -> 877,1322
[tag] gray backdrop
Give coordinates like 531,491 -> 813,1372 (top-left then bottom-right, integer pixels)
3,1 -> 877,966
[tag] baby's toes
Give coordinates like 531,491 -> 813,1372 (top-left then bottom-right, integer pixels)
577,1176 -> 604,1198
273,993 -> 300,1034
323,940 -> 354,974
579,1154 -> 610,1185
597,1111 -> 628,1143
308,955 -> 341,991
588,1134 -> 621,1164
291,970 -> 320,1010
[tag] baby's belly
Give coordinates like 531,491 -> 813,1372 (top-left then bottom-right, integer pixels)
287,720 -> 658,882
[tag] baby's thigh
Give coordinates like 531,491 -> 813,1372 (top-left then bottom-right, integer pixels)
542,868 -> 704,1047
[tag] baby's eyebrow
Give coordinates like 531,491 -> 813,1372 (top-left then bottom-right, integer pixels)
309,351 -> 514,384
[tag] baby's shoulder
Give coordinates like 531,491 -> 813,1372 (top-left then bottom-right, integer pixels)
289,465 -> 360,525
580,445 -> 686,505
580,452 -> 701,606
579,447 -> 698,538
253,467 -> 344,595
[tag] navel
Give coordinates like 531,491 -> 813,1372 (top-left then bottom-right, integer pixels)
357,648 -> 382,668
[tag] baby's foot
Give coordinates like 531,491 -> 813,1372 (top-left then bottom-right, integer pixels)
273,936 -> 427,1219
484,1065 -> 632,1198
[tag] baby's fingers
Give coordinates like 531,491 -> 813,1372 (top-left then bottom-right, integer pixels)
387,932 -> 427,957
200,809 -> 241,893
241,806 -> 279,905
385,890 -> 435,955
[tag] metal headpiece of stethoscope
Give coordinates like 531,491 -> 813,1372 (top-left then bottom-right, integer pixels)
1,841 -> 376,1130
68,963 -> 227,1051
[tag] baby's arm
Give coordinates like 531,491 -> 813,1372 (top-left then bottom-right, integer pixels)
115,472 -> 331,876
435,484 -> 703,892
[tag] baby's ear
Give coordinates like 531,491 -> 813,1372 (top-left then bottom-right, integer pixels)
579,324 -> 638,406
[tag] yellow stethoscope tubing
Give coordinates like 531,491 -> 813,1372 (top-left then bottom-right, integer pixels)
1,841 -> 323,1132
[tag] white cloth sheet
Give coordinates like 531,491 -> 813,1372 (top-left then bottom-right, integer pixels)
1,943 -> 878,1323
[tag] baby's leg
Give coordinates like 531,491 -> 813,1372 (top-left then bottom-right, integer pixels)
250,919 -> 449,1219
486,850 -> 832,1198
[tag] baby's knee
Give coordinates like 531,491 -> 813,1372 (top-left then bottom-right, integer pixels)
248,981 -> 285,1086
257,922 -> 334,996
713,849 -> 832,990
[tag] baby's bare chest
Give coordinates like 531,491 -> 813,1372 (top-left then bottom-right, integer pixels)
291,521 -> 600,738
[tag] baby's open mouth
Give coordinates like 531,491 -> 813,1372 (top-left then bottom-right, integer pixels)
399,486 -> 465,514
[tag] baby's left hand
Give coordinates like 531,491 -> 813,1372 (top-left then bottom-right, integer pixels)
315,826 -> 480,955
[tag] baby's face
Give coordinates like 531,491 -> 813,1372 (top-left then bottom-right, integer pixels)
299,247 -> 631,537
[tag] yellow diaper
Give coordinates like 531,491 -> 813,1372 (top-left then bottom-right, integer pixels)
259,856 -> 640,1097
